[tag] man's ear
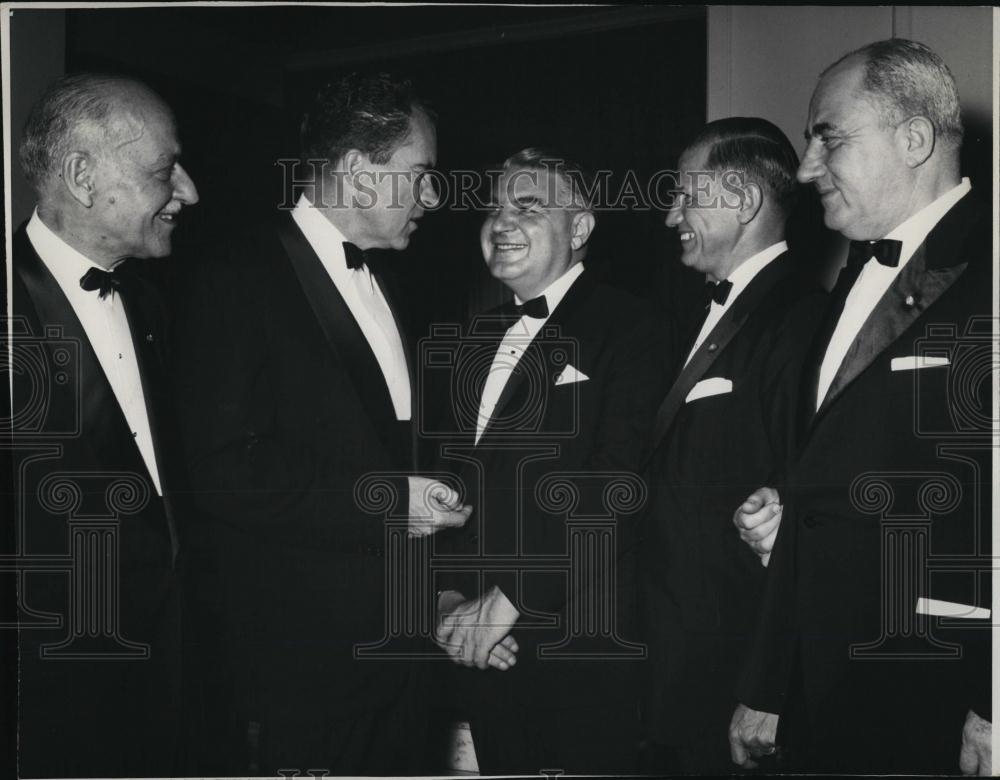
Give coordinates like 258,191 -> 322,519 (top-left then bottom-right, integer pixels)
61,151 -> 96,208
899,115 -> 935,167
570,210 -> 596,250
342,149 -> 367,185
736,182 -> 763,226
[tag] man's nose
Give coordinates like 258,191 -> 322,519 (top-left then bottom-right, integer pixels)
490,206 -> 517,232
418,173 -> 440,209
664,196 -> 684,228
796,140 -> 825,184
172,164 -> 199,205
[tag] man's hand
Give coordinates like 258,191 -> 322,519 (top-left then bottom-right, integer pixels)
733,487 -> 782,566
729,703 -> 779,769
407,476 -> 472,537
959,709 -> 991,776
434,586 -> 520,670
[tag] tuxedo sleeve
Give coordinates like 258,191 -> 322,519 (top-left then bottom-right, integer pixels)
170,250 -> 403,554
735,288 -> 827,716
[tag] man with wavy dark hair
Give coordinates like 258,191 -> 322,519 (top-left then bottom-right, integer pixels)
172,72 -> 469,775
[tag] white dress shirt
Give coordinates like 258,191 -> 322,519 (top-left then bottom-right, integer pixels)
684,241 -> 788,367
815,178 -> 971,409
26,210 -> 163,495
475,262 -> 585,444
291,195 -> 412,421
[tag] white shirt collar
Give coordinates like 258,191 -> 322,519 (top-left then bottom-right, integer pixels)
885,177 -> 971,266
720,240 -> 787,302
26,209 -> 109,291
292,193 -> 351,253
513,261 -> 585,314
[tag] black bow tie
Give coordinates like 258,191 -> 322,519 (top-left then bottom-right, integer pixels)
704,279 -> 733,309
343,241 -> 367,271
512,295 -> 549,319
79,267 -> 124,299
847,239 -> 903,271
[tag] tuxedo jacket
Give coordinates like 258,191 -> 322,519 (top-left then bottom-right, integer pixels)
737,193 -> 993,773
432,269 -> 670,772
641,250 -> 826,747
170,214 -> 427,775
10,224 -> 184,778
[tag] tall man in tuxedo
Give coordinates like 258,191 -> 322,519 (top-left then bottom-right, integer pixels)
171,72 -> 470,775
9,73 -> 199,777
432,149 -> 668,774
641,118 -> 825,773
729,39 -> 992,775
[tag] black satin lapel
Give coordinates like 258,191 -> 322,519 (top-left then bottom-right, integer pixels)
818,243 -> 969,416
116,269 -> 179,559
797,259 -> 862,438
13,229 -> 147,479
651,252 -> 795,449
276,217 -> 401,458
372,270 -> 417,466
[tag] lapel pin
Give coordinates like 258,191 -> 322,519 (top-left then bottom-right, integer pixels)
904,295 -> 915,308
146,333 -> 154,342
707,343 -> 718,352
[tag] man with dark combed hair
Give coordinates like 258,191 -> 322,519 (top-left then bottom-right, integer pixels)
640,116 -> 826,773
171,71 -> 469,775
731,39 -> 991,775
11,71 -> 199,777
300,72 -> 430,165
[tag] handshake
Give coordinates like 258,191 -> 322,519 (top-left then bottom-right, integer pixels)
406,478 -> 520,672
433,587 -> 521,673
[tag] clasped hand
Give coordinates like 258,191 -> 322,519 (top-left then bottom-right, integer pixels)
435,587 -> 520,671
407,476 -> 472,537
733,486 -> 782,566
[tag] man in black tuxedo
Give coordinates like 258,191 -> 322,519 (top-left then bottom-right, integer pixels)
730,39 -> 992,775
640,118 -> 826,773
432,149 -> 668,774
171,72 -> 470,776
9,73 -> 199,777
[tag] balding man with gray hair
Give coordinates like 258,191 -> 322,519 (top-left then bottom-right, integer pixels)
10,72 -> 198,777
729,39 -> 991,775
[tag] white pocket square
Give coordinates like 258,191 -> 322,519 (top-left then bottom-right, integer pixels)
685,377 -> 733,403
554,364 -> 589,386
891,355 -> 950,372
915,597 -> 991,619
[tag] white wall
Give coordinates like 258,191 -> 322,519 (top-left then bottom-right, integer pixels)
708,5 -> 994,149
707,5 -> 995,281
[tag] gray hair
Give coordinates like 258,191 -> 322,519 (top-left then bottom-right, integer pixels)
19,72 -> 157,193
500,147 -> 596,211
825,38 -> 963,146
